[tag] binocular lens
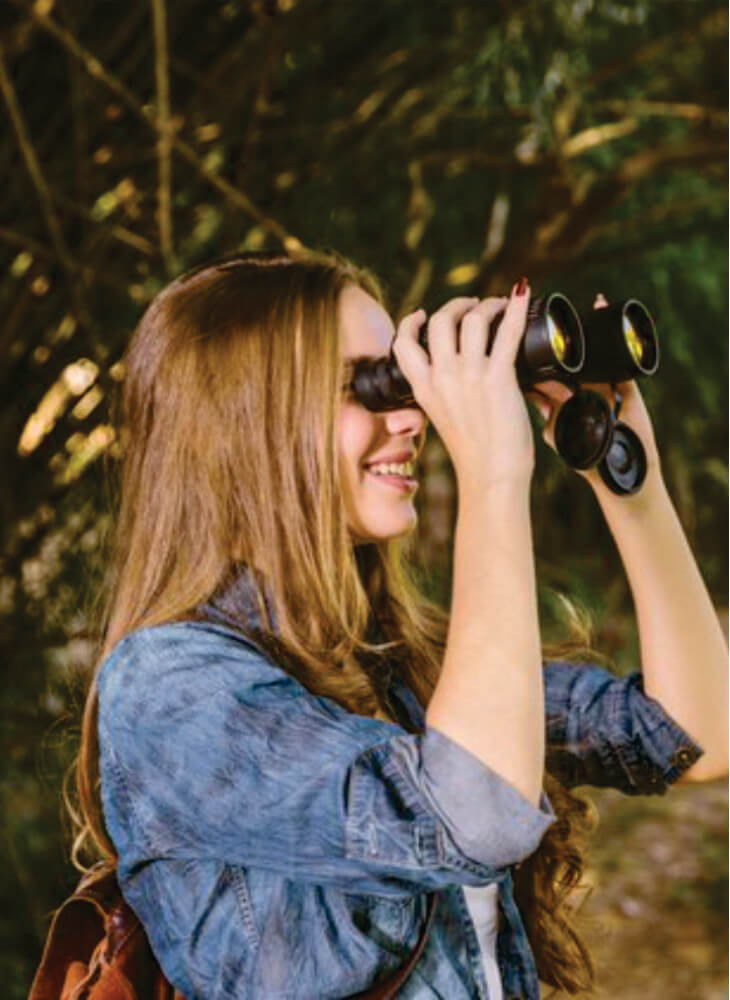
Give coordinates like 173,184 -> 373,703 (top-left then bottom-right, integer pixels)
608,437 -> 632,474
623,301 -> 658,375
547,313 -> 567,364
622,314 -> 644,368
517,294 -> 583,385
598,423 -> 647,494
578,297 -> 658,383
545,295 -> 582,372
554,390 -> 612,469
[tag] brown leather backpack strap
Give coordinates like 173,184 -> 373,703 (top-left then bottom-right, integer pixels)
28,890 -> 107,1000
151,968 -> 187,1000
348,892 -> 438,1000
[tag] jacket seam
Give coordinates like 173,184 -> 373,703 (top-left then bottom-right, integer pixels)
227,864 -> 260,948
104,744 -> 158,857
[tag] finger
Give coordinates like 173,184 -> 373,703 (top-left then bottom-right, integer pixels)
426,297 -> 481,368
613,378 -> 636,395
593,292 -> 609,310
488,279 -> 531,367
391,309 -> 430,386
542,415 -> 557,451
537,392 -> 563,451
394,307 -> 427,346
459,296 -> 509,363
525,383 -> 578,453
524,390 -> 558,449
524,391 -> 551,423
429,296 -> 483,322
530,379 -> 574,405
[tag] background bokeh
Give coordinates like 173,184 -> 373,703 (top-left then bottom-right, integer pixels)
1,1 -> 727,996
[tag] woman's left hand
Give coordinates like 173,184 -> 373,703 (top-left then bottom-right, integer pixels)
524,294 -> 663,493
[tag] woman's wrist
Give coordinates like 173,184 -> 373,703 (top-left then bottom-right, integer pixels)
590,464 -> 669,523
455,467 -> 533,509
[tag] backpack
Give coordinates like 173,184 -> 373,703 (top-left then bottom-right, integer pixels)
28,865 -> 183,1000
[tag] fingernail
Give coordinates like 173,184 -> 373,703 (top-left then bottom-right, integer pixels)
514,276 -> 529,297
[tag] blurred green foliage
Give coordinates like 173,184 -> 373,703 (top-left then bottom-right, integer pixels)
0,0 -> 726,994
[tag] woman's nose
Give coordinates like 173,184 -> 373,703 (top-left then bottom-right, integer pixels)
383,404 -> 426,437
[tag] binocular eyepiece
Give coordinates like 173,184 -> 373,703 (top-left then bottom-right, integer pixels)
350,294 -> 659,496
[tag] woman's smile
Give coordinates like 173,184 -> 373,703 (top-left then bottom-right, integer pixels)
362,459 -> 419,492
365,469 -> 419,492
338,284 -> 425,544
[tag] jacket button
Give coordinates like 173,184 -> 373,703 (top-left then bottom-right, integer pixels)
673,747 -> 694,767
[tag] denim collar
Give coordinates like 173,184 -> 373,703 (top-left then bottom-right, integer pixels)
198,565 -> 278,635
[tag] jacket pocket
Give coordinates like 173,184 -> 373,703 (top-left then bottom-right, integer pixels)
341,889 -> 420,953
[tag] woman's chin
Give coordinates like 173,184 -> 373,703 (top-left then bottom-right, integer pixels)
350,509 -> 418,544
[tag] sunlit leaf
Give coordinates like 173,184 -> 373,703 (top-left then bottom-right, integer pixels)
10,252 -> 33,278
446,262 -> 480,285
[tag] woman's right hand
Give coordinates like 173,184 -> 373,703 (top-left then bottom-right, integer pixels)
392,281 -> 535,491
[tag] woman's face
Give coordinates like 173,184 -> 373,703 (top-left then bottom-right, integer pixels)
337,285 -> 426,544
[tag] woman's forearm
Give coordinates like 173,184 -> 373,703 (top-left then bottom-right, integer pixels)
426,478 -> 544,805
596,471 -> 728,781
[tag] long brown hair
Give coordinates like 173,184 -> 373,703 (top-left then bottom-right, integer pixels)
70,249 -> 596,994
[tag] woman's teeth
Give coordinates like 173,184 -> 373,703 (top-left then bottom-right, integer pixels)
367,461 -> 415,477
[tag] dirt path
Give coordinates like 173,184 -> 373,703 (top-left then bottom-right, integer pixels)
550,780 -> 728,999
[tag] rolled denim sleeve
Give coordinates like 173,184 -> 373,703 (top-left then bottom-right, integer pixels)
98,623 -> 554,899
347,727 -> 554,877
544,660 -> 704,794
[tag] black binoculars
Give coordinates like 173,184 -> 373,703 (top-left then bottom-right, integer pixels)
350,294 -> 659,495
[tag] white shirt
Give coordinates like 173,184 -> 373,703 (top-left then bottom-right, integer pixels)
462,883 -> 504,1000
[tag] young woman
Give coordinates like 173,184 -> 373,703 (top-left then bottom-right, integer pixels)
73,251 -> 727,999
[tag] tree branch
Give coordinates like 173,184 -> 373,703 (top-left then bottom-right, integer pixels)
151,0 -> 174,271
586,9 -> 727,88
58,4 -> 91,238
575,196 -> 727,253
0,38 -> 93,331
0,226 -> 133,294
237,19 -> 283,186
595,99 -> 727,129
560,118 -> 639,159
577,219 -> 729,270
539,137 -> 728,261
54,193 -> 156,256
418,149 -> 536,171
12,0 -> 304,253
473,135 -> 727,293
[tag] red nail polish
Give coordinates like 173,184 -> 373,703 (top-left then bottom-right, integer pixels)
515,276 -> 529,296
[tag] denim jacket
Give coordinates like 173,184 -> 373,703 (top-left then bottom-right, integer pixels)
97,573 -> 703,999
